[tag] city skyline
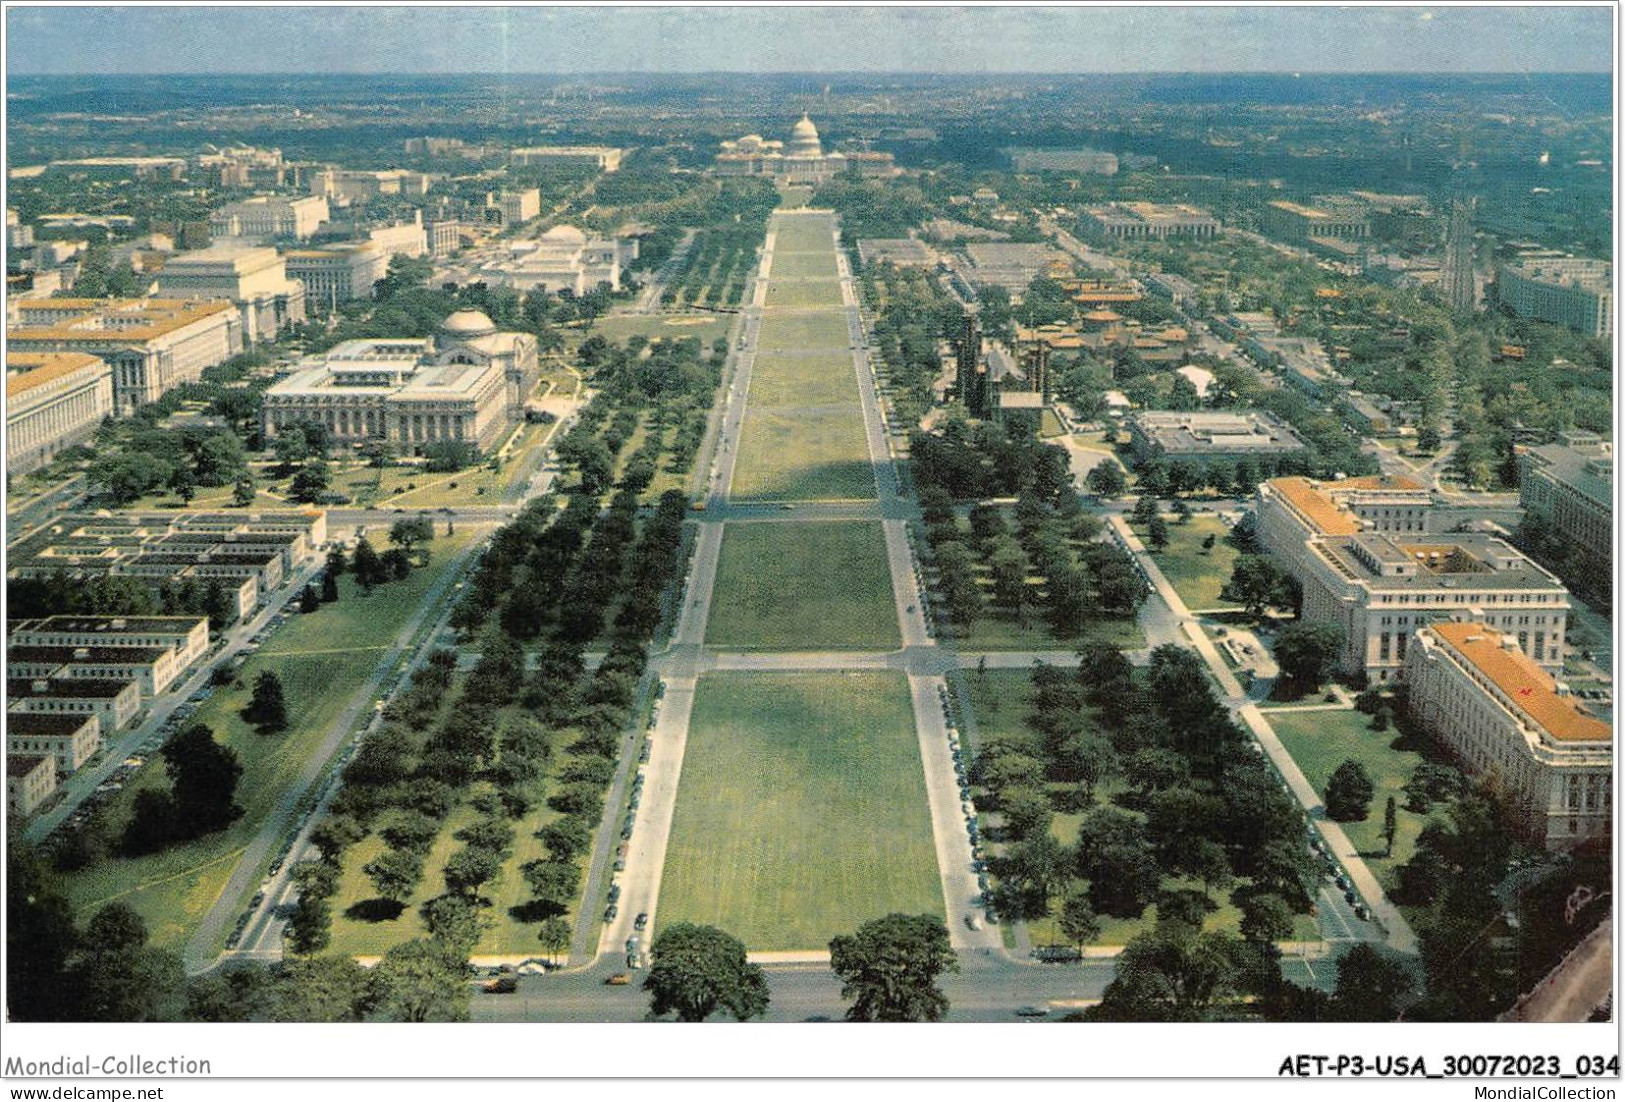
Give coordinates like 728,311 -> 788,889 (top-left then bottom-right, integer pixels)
5,5 -> 1614,76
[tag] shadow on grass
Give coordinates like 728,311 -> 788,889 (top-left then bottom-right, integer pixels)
509,899 -> 567,924
344,898 -> 406,922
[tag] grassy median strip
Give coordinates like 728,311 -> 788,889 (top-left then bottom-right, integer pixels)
657,671 -> 941,951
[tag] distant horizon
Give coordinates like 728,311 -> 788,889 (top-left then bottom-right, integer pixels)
5,6 -> 1613,76
9,69 -> 1615,79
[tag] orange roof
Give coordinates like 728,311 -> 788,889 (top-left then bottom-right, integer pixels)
6,352 -> 106,399
9,299 -> 235,344
1081,309 -> 1122,323
1269,476 -> 1360,536
1430,621 -> 1611,743
1331,474 -> 1426,492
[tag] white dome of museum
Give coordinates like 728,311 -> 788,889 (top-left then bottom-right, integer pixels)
440,309 -> 498,337
787,113 -> 823,158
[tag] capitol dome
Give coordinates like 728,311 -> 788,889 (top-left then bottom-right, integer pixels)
787,113 -> 823,158
440,309 -> 498,337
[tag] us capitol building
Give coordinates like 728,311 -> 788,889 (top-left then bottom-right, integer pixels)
714,114 -> 895,185
260,310 -> 537,454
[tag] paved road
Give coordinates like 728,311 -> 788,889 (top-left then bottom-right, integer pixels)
634,229 -> 697,314
1501,915 -> 1612,1022
471,950 -> 1335,1023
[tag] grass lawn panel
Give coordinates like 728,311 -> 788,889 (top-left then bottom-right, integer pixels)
757,310 -> 851,353
1132,516 -> 1240,611
1268,708 -> 1434,892
732,406 -> 874,502
706,521 -> 900,649
590,314 -> 731,347
770,252 -> 839,280
746,351 -> 859,409
62,533 -> 477,949
657,671 -> 940,951
764,279 -> 846,309
772,214 -> 837,253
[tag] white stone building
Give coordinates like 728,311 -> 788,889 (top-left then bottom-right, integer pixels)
7,298 -> 243,416
283,243 -> 390,306
261,311 -> 538,454
476,225 -> 635,294
1406,621 -> 1611,850
6,352 -> 114,474
210,195 -> 330,241
153,245 -> 308,345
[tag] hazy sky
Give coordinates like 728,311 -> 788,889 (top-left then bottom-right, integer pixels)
5,5 -> 1614,75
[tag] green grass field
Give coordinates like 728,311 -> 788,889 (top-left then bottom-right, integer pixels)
772,214 -> 837,253
757,309 -> 851,352
731,406 -> 874,501
706,521 -> 900,649
745,351 -> 860,408
770,252 -> 839,279
1268,708 -> 1435,892
764,279 -> 846,309
61,530 -> 481,951
1133,515 -> 1242,612
657,671 -> 941,950
589,314 -> 732,347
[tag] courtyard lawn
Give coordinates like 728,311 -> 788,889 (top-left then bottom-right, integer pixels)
1133,515 -> 1242,612
772,214 -> 838,253
764,279 -> 846,309
746,351 -> 859,409
757,310 -> 851,353
706,521 -> 900,649
769,252 -> 839,280
731,406 -> 874,502
657,671 -> 941,951
61,530 -> 480,951
1267,707 -> 1436,892
589,314 -> 732,347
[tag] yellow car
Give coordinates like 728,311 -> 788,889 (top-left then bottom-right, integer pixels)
605,973 -> 631,986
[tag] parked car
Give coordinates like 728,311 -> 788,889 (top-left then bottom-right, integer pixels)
605,973 -> 631,986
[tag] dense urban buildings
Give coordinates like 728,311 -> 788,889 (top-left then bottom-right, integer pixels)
1005,147 -> 1120,174
1496,256 -> 1613,338
9,515 -> 326,622
1406,621 -> 1611,850
494,188 -> 541,227
261,310 -> 538,452
310,167 -> 432,203
7,298 -> 243,416
152,244 -> 308,344
5,351 -> 114,474
1257,475 -> 1571,681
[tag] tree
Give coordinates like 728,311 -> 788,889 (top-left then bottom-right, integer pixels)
1201,532 -> 1217,553
1146,512 -> 1170,551
299,584 -> 321,614
829,913 -> 959,1022
309,816 -> 363,865
352,537 -> 384,590
1238,892 -> 1294,948
1331,943 -> 1416,1021
8,839 -> 81,1020
371,939 -> 469,1022
1273,620 -> 1344,687
643,923 -> 769,1022
1221,555 -> 1292,619
162,723 -> 243,838
1188,839 -> 1235,902
289,460 -> 331,504
1090,924 -> 1241,1022
1326,760 -> 1376,822
273,956 -> 376,1022
1382,795 -> 1399,857
364,849 -> 425,904
1086,462 -> 1126,497
389,516 -> 436,557
421,894 -> 488,956
538,816 -> 594,863
1058,891 -> 1101,956
244,670 -> 289,731
538,916 -> 573,966
443,847 -> 502,899
285,895 -> 332,956
67,903 -> 186,1022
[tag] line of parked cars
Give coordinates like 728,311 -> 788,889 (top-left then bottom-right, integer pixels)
936,683 -> 993,926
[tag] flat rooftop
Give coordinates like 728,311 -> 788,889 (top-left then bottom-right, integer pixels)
1430,621 -> 1610,743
